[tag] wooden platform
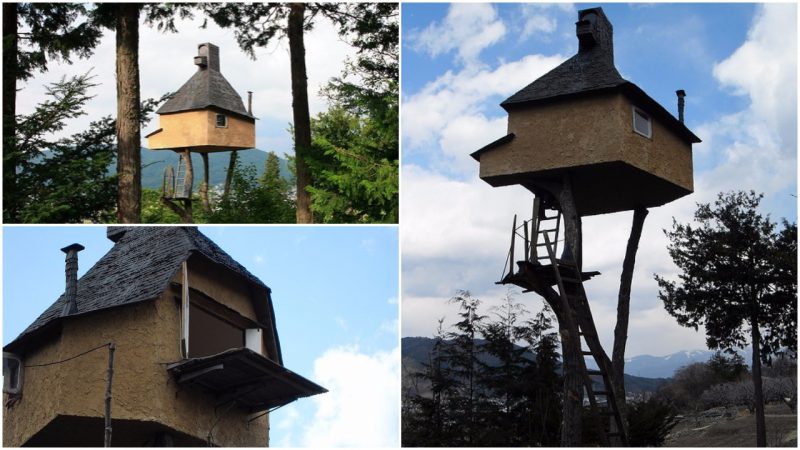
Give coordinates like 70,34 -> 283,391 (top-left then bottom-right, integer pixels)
498,260 -> 600,294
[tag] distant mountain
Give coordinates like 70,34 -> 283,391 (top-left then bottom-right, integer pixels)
598,349 -> 752,379
402,336 -> 668,394
138,148 -> 290,190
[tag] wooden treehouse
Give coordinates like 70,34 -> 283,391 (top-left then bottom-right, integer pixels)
471,7 -> 700,446
145,42 -> 256,221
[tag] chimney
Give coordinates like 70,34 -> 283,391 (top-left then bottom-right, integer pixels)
195,43 -> 220,72
61,243 -> 85,316
576,7 -> 614,64
676,90 -> 686,123
247,91 -> 253,115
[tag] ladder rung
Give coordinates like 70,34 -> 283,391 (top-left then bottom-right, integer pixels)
594,391 -> 610,396
586,369 -> 604,376
539,228 -> 559,233
582,351 -> 594,356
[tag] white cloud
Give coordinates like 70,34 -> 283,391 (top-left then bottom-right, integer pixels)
254,254 -> 265,264
402,53 -> 565,167
301,346 -> 399,447
411,3 -> 506,67
518,4 -> 575,40
15,11 -> 357,155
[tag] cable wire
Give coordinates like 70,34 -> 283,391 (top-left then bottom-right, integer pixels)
24,342 -> 111,368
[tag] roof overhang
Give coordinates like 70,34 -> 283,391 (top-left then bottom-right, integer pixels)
167,348 -> 326,413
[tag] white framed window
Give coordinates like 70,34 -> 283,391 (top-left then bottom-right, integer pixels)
3,352 -> 23,395
632,106 -> 652,138
215,114 -> 227,128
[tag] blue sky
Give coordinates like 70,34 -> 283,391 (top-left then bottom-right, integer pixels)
401,3 -> 797,357
2,225 -> 399,447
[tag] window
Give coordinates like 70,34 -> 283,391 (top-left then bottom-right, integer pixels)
189,303 -> 245,358
215,114 -> 227,128
632,107 -> 652,138
3,353 -> 23,395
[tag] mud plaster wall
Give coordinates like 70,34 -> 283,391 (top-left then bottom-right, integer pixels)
620,98 -> 693,192
148,110 -> 255,151
481,93 -> 692,191
3,336 -> 63,446
4,297 -> 268,447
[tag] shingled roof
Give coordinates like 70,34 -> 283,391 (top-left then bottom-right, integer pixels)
499,7 -> 699,144
5,227 -> 271,353
157,43 -> 254,119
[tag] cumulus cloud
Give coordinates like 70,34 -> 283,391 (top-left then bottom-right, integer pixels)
300,346 -> 399,447
402,53 -> 565,174
411,3 -> 506,67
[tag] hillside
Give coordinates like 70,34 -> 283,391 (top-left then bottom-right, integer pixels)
138,148 -> 291,190
402,336 -> 668,394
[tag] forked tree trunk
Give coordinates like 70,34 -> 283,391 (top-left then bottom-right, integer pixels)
288,3 -> 314,223
3,3 -> 18,220
115,4 -> 142,223
612,207 -> 648,416
751,314 -> 766,447
199,152 -> 210,212
182,149 -> 193,223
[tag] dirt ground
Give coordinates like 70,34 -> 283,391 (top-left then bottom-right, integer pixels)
665,403 -> 797,447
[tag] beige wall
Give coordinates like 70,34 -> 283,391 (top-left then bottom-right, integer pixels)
3,296 -> 269,447
147,110 -> 255,152
479,92 -> 693,193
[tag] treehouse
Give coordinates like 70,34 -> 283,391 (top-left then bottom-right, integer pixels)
3,227 -> 325,447
471,7 -> 701,217
146,42 -> 255,152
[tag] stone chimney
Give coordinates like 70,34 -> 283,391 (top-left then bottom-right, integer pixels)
194,43 -> 220,72
576,7 -> 614,64
60,243 -> 85,316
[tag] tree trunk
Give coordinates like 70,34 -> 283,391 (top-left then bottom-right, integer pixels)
199,152 -> 210,212
612,207 -> 648,415
3,3 -> 17,220
182,149 -> 193,223
751,314 -> 767,447
558,317 -> 584,447
115,4 -> 142,223
288,3 -> 314,224
223,150 -> 238,201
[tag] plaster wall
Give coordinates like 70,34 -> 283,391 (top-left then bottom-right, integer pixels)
147,110 -> 255,152
3,297 -> 268,447
3,336 -> 63,446
480,92 -> 692,192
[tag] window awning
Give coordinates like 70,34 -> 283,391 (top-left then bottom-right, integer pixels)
167,348 -> 326,412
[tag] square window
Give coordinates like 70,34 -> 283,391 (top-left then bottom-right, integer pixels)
215,114 -> 227,128
632,107 -> 652,138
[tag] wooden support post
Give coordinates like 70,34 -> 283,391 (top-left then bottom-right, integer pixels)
510,214 -> 517,276
104,343 -> 116,447
182,261 -> 189,358
523,220 -> 530,262
182,149 -> 194,223
199,152 -> 210,212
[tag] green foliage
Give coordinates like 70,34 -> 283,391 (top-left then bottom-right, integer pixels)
402,292 -> 563,447
141,189 -> 210,224
626,397 -> 680,447
208,152 -> 295,223
13,3 -> 102,81
10,73 -> 116,223
307,106 -> 398,223
708,351 -> 749,383
655,191 -> 797,359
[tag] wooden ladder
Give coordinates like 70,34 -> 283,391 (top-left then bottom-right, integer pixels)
174,154 -> 189,199
538,209 -> 628,447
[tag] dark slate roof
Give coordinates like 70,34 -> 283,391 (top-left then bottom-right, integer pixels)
6,227 -> 269,351
501,49 -> 626,108
157,47 -> 253,119
499,7 -> 700,145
